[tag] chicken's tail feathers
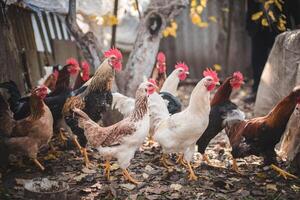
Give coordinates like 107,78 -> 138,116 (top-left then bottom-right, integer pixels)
0,93 -> 15,136
0,80 -> 22,108
222,108 -> 245,128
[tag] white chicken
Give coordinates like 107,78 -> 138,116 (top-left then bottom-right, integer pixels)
152,69 -> 220,181
72,80 -> 157,184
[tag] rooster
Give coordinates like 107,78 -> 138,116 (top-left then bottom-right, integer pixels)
0,86 -> 53,171
152,69 -> 220,181
151,52 -> 167,91
196,72 -> 245,164
39,66 -> 59,92
62,48 -> 123,167
225,86 -> 300,179
73,61 -> 90,90
72,81 -> 156,184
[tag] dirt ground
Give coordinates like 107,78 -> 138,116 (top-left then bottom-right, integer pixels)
1,83 -> 300,200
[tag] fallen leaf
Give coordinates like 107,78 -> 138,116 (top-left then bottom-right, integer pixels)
266,184 -> 277,191
15,178 -> 29,186
170,183 -> 182,191
120,183 -> 136,190
110,163 -> 120,171
142,173 -> 149,179
91,182 -> 102,189
73,174 -> 88,182
81,167 -> 96,174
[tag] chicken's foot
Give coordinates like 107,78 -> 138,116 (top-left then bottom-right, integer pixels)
160,154 -> 174,169
33,158 -> 45,171
59,129 -> 68,144
202,154 -> 211,165
81,148 -> 90,167
270,164 -> 298,179
122,169 -> 139,185
187,162 -> 198,181
72,137 -> 82,153
146,135 -> 156,146
103,160 -> 111,180
176,154 -> 188,168
232,159 -> 241,174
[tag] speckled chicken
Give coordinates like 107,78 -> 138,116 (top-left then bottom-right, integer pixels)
72,81 -> 156,184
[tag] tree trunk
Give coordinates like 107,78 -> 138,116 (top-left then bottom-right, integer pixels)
116,0 -> 188,97
66,0 -> 102,71
0,2 -> 25,93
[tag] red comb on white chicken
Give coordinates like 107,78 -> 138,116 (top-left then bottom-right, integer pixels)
104,47 -> 123,71
66,58 -> 80,75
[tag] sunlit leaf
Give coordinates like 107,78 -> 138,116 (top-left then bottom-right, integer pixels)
222,7 -> 229,12
209,16 -> 217,23
163,29 -> 169,37
191,13 -> 201,25
251,11 -> 263,21
261,18 -> 269,26
198,21 -> 209,28
213,64 -> 222,72
171,21 -> 178,29
191,0 -> 197,7
88,15 -> 98,21
200,0 -> 207,7
196,5 -> 203,14
275,0 -> 283,11
168,27 -> 177,37
268,11 -> 276,21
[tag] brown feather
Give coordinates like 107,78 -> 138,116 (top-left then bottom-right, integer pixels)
210,77 -> 233,106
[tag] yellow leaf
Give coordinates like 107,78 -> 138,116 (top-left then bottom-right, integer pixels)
200,0 -> 207,7
213,64 -> 222,71
198,21 -> 208,28
222,7 -> 229,12
264,0 -> 274,10
251,11 -> 263,21
190,7 -> 196,14
261,18 -> 269,26
168,27 -> 177,37
196,5 -> 203,14
275,0 -> 283,11
163,29 -> 169,37
88,15 -> 98,21
191,13 -> 201,25
171,21 -> 178,30
209,16 -> 217,23
191,0 -> 197,7
268,11 -> 276,21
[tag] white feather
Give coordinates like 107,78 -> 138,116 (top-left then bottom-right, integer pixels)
222,108 -> 245,127
37,66 -> 53,86
111,92 -> 135,117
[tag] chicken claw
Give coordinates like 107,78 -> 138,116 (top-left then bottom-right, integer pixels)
202,154 -> 211,165
81,148 -> 90,167
176,154 -> 188,168
161,154 -> 174,169
103,160 -> 111,180
187,162 -> 198,181
33,158 -> 45,171
59,129 -> 68,144
270,164 -> 298,179
122,169 -> 139,185
146,135 -> 156,146
232,159 -> 241,174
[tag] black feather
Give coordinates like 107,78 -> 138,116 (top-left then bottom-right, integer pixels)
160,91 -> 182,115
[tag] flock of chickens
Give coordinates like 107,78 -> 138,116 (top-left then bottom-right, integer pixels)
0,48 -> 299,185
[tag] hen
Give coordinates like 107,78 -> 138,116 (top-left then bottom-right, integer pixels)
225,86 -> 300,179
0,86 -> 53,171
72,81 -> 156,184
152,69 -> 220,180
62,48 -> 123,167
151,52 -> 167,91
196,72 -> 245,164
73,61 -> 90,90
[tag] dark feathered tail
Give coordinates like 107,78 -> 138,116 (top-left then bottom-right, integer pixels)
0,81 -> 22,113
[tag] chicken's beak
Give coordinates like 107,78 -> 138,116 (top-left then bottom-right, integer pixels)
185,71 -> 190,75
215,82 -> 220,86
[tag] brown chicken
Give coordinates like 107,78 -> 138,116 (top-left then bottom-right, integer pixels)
73,61 -> 90,90
43,68 -> 59,91
0,86 -> 53,171
225,86 -> 300,179
151,52 -> 167,92
62,48 -> 123,167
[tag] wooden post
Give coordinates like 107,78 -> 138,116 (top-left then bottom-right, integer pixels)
111,0 -> 118,48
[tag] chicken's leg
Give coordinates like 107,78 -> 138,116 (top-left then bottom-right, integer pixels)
103,160 -> 111,180
202,154 -> 211,165
160,154 -> 174,169
59,129 -> 68,145
33,158 -> 45,171
81,148 -> 90,167
232,159 -> 240,174
187,162 -> 197,181
146,135 -> 156,146
176,154 -> 188,167
122,169 -> 139,184
270,164 -> 298,179
72,137 -> 82,152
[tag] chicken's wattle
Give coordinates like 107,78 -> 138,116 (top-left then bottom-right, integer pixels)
206,84 -> 216,91
178,72 -> 187,81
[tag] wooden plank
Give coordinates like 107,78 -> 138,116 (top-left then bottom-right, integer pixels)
52,39 -> 78,64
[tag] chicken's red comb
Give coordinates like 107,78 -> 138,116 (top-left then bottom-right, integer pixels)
66,57 -> 79,67
175,62 -> 189,72
81,61 -> 90,71
104,47 -> 123,60
203,68 -> 219,83
233,71 -> 244,81
148,78 -> 157,86
157,52 -> 166,63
